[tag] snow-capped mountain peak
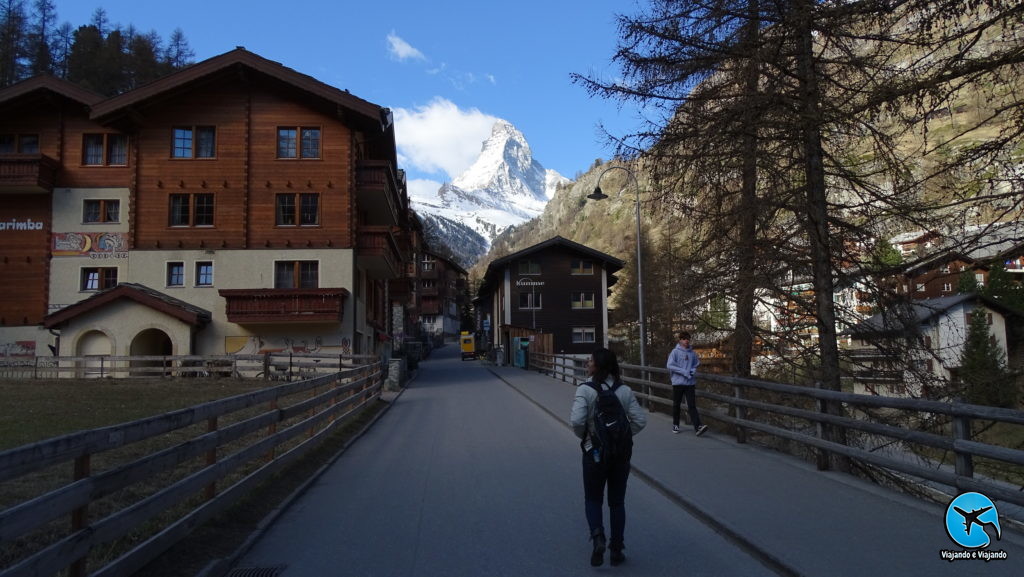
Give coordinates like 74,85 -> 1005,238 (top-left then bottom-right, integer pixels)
411,119 -> 570,267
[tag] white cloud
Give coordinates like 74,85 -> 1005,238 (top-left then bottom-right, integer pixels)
407,178 -> 445,203
386,32 -> 425,61
394,98 -> 499,179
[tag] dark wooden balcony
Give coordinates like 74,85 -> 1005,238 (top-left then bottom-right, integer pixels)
357,225 -> 403,279
420,300 -> 441,315
0,154 -> 59,193
218,288 -> 349,324
355,160 -> 406,227
389,277 -> 415,300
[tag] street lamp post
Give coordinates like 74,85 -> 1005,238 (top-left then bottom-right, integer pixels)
588,165 -> 646,380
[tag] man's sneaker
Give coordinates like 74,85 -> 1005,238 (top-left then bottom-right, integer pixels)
672,425 -> 680,434
696,425 -> 709,436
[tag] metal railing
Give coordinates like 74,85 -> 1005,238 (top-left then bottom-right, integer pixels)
529,352 -> 1024,509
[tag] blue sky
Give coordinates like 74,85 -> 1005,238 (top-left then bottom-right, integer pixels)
56,1 -> 645,199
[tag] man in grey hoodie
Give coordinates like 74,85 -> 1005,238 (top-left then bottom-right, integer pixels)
666,331 -> 708,436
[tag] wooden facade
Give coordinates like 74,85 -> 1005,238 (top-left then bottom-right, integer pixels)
0,78 -> 104,327
477,236 -> 622,357
0,49 -> 411,360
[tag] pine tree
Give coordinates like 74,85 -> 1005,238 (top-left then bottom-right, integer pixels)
959,307 -> 1016,408
0,0 -> 28,86
26,0 -> 55,76
958,270 -> 980,294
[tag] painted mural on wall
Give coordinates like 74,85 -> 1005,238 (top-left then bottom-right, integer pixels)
0,340 -> 36,359
52,232 -> 128,257
225,335 -> 349,355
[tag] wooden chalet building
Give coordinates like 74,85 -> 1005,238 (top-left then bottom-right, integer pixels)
476,236 -> 622,361
0,48 -> 412,365
418,249 -> 467,341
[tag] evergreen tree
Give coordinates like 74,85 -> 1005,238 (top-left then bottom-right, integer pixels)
66,24 -> 102,92
959,306 -> 1016,408
26,0 -> 55,76
0,0 -> 28,86
163,27 -> 193,69
958,270 -> 980,294
983,263 -> 1024,312
50,20 -> 70,77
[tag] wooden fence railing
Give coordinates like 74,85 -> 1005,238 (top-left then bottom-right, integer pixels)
0,352 -> 377,381
0,361 -> 382,577
529,352 -> 1024,508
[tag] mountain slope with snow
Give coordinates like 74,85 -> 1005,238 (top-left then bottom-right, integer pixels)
410,120 -> 569,267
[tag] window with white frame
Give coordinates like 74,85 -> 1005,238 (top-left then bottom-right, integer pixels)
571,291 -> 595,309
572,326 -> 596,343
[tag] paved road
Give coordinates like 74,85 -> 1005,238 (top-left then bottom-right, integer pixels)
233,345 -> 772,576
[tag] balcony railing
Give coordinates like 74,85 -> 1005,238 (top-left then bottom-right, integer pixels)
851,369 -> 904,383
356,225 -> 403,279
218,288 -> 349,324
0,154 -> 59,192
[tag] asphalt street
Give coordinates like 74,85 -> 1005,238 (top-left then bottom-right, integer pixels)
233,345 -> 773,576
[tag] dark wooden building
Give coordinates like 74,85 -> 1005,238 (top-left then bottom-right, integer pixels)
477,236 -> 622,360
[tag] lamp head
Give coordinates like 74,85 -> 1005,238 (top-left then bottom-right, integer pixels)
587,186 -> 608,201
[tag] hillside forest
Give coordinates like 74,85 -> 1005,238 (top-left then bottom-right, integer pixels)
0,2 -> 194,95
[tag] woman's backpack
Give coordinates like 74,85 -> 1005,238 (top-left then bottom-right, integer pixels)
587,380 -> 633,462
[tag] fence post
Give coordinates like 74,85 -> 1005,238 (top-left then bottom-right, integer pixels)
288,352 -> 294,382
734,384 -> 747,444
263,352 -> 271,381
952,398 -> 974,479
205,417 -> 218,500
69,454 -> 92,577
815,381 -> 830,471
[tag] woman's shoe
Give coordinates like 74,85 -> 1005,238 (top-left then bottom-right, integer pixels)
610,545 -> 625,566
590,529 -> 606,567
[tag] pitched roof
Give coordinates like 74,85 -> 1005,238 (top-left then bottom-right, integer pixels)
90,47 -> 390,130
43,283 -> 212,329
478,236 -> 624,296
844,293 -> 1020,336
0,75 -> 104,108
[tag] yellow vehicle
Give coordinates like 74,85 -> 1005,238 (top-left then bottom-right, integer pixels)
460,332 -> 476,361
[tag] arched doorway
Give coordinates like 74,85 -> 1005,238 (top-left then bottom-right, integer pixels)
77,330 -> 112,378
130,329 -> 173,377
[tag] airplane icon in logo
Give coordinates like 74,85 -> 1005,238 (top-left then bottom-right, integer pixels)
953,506 -> 1001,539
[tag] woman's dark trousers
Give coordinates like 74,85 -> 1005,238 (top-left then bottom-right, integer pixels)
582,452 -> 631,547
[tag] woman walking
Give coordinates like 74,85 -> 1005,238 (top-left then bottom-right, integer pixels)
570,347 -> 647,566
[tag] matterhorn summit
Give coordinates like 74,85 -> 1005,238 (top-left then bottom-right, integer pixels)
410,119 -> 569,267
